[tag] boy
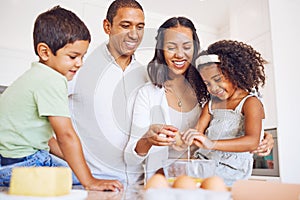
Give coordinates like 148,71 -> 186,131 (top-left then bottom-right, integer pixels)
0,6 -> 122,191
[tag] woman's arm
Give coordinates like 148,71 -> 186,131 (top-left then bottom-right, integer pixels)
124,87 -> 176,165
134,124 -> 178,156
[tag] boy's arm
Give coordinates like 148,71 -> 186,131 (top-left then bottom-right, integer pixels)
48,116 -> 123,191
48,136 -> 64,160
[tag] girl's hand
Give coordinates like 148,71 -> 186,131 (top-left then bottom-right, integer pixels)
144,124 -> 177,146
192,134 -> 215,150
85,178 -> 123,192
181,129 -> 200,146
171,129 -> 199,151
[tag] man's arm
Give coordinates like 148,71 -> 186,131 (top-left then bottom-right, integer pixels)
251,132 -> 274,156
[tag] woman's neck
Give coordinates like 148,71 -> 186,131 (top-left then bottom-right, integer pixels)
164,76 -> 198,112
165,75 -> 187,89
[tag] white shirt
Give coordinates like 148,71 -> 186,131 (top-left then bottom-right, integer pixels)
68,43 -> 148,185
125,82 -> 201,180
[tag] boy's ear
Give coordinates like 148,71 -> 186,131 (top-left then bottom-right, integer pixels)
37,43 -> 51,61
103,19 -> 112,34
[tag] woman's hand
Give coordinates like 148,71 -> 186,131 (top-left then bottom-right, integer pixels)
144,124 -> 178,146
171,131 -> 188,151
135,124 -> 177,156
251,132 -> 274,156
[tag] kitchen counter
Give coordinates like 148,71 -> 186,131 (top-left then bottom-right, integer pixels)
2,180 -> 299,200
0,185 -> 232,200
0,185 -> 145,200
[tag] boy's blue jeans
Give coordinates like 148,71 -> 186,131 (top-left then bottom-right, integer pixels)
0,150 -> 80,186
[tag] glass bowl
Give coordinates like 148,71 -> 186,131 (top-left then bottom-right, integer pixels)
162,159 -> 216,181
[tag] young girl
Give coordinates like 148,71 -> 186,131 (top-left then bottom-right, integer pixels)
184,40 -> 266,186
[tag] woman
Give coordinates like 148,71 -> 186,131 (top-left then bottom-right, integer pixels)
125,17 -> 207,180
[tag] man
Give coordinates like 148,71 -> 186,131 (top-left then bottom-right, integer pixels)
68,0 -> 147,186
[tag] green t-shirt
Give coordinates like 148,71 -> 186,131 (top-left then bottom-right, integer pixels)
0,62 -> 70,158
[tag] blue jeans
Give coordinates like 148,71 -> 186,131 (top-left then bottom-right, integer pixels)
0,150 -> 80,186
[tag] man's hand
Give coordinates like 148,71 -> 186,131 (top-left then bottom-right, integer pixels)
251,132 -> 274,156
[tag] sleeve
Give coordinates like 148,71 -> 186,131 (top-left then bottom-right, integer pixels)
34,79 -> 70,117
124,86 -> 151,166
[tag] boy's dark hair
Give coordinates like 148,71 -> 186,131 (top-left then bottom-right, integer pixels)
106,0 -> 143,24
33,5 -> 91,56
147,17 -> 208,105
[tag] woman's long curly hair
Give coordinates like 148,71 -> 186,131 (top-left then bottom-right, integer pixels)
198,40 -> 266,95
147,17 -> 208,105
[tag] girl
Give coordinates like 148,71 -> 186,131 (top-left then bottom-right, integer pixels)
184,40 -> 266,186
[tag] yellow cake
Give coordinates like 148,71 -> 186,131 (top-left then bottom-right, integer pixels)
9,167 -> 72,196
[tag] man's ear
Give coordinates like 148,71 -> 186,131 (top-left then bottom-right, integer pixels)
103,19 -> 112,34
37,43 -> 51,61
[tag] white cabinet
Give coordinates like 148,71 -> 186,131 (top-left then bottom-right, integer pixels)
228,0 -> 277,129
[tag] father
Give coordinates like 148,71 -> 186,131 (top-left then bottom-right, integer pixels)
68,0 -> 147,186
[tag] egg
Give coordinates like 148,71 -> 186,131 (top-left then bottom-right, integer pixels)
172,175 -> 197,189
145,174 -> 169,190
174,131 -> 184,146
200,176 -> 228,192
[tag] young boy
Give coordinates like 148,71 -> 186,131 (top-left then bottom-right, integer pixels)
0,6 -> 122,191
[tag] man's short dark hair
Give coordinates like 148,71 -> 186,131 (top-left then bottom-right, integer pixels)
106,0 -> 143,24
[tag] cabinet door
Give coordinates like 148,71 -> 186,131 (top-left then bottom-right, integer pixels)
248,33 -> 277,129
229,0 -> 277,129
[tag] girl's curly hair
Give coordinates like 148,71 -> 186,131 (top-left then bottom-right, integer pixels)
202,40 -> 266,93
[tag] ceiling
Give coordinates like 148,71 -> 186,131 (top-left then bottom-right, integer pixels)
139,0 -> 231,29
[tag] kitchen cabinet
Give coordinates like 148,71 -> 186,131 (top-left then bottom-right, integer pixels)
227,0 -> 277,129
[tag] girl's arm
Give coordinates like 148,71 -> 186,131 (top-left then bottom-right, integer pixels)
195,103 -> 211,133
181,103 -> 211,146
48,116 -> 123,191
194,97 -> 265,152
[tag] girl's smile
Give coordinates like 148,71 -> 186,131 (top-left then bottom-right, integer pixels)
199,63 -> 236,101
